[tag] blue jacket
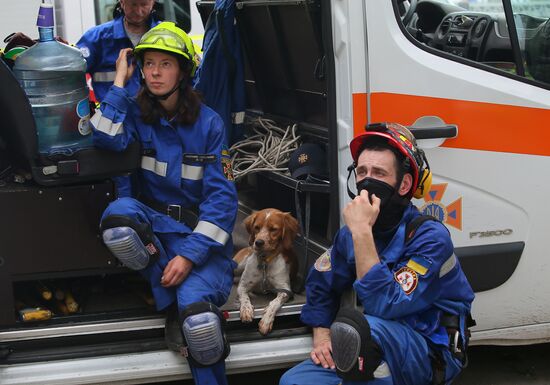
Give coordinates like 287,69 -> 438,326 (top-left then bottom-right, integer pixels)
76,16 -> 160,101
193,0 -> 246,146
301,204 -> 475,347
90,85 -> 238,266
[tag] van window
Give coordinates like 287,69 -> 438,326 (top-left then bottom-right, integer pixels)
94,0 -> 192,32
395,0 -> 550,87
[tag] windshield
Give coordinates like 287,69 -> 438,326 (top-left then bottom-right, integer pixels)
442,0 -> 550,18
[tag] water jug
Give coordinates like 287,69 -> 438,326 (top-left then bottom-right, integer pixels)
13,1 -> 92,156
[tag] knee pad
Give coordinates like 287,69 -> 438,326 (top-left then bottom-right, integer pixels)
330,308 -> 382,381
101,215 -> 159,271
180,302 -> 230,367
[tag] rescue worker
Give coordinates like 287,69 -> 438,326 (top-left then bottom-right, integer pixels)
77,0 -> 159,102
90,22 -> 237,385
280,123 -> 475,385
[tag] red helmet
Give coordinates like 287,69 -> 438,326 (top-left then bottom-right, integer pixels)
349,122 -> 432,199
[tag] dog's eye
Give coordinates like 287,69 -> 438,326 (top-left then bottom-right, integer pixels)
254,225 -> 260,232
269,227 -> 278,232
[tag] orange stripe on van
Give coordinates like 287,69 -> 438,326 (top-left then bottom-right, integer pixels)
361,92 -> 550,157
353,93 -> 368,137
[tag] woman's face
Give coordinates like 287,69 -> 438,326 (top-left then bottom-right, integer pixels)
142,50 -> 183,96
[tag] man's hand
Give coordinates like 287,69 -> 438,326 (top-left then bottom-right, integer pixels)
343,189 -> 381,278
161,255 -> 193,287
343,189 -> 381,236
113,48 -> 136,88
311,327 -> 335,369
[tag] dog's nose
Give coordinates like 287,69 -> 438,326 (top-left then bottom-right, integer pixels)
254,239 -> 265,248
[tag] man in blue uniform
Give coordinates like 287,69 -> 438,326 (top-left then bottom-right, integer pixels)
91,22 -> 237,385
77,0 -> 159,102
280,123 -> 475,385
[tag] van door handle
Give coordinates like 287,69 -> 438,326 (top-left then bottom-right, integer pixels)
408,116 -> 458,140
408,125 -> 457,139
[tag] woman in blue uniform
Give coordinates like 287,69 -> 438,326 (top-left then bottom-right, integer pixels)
90,22 -> 237,385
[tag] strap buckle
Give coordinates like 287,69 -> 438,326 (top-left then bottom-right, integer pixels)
167,204 -> 182,222
449,329 -> 462,354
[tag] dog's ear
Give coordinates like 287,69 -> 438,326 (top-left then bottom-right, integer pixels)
282,212 -> 299,250
244,212 -> 258,246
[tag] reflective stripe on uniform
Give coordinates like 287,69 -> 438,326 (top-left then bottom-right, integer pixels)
373,361 -> 391,378
90,109 -> 123,136
181,164 -> 204,180
439,253 -> 457,278
193,220 -> 229,245
141,156 -> 168,177
232,111 -> 245,124
92,71 -> 117,83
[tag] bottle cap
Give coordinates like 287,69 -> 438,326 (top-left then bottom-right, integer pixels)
37,1 -> 54,28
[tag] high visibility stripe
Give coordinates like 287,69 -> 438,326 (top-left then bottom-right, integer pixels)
90,110 -> 123,136
92,71 -> 117,83
366,92 -> 550,156
194,220 -> 229,245
439,254 -> 457,278
141,156 -> 167,177
181,164 -> 204,180
232,111 -> 245,124
353,92 -> 368,137
373,361 -> 391,379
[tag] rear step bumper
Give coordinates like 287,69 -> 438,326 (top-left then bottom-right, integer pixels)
0,301 -> 305,343
0,335 -> 312,385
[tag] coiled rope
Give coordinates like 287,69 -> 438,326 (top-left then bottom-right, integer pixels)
230,117 -> 301,180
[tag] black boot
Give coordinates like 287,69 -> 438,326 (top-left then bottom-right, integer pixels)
164,303 -> 185,355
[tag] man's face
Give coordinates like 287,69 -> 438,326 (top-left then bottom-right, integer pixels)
355,148 -> 399,187
121,0 -> 155,26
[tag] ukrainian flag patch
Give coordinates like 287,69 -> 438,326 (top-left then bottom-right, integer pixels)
406,256 -> 431,276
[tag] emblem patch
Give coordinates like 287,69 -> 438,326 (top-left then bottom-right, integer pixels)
221,157 -> 234,181
221,146 -> 234,181
394,266 -> 418,295
406,256 -> 430,276
314,248 -> 332,272
79,46 -> 90,58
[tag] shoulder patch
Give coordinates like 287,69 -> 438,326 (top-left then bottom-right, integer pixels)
406,256 -> 431,276
314,248 -> 332,272
221,146 -> 234,181
79,46 -> 90,58
394,266 -> 418,295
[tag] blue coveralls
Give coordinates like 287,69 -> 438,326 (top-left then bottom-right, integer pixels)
76,15 -> 160,102
91,85 -> 238,385
281,204 -> 475,385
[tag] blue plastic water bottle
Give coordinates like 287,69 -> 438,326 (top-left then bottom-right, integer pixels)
13,0 -> 92,156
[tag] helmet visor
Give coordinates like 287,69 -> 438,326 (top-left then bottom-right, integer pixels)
138,28 -> 190,57
365,123 -> 422,170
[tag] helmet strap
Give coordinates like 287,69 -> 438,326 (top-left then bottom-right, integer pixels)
145,82 -> 180,101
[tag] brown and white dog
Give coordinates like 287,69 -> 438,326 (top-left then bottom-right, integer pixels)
233,208 -> 299,335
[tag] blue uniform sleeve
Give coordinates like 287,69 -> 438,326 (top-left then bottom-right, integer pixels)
174,114 -> 238,266
76,28 -> 100,73
353,221 -> 453,319
91,85 -> 137,151
300,229 -> 356,328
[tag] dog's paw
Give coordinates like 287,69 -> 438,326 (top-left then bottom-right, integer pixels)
258,317 -> 274,336
240,304 -> 254,323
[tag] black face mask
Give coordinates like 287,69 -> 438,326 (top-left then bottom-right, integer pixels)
355,177 -> 395,208
355,177 -> 409,234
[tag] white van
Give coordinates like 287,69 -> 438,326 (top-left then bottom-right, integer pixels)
1,0 -> 549,384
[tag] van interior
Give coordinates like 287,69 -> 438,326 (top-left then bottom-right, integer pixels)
0,0 -> 338,364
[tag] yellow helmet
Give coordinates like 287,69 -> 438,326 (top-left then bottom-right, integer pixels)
134,21 -> 197,76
